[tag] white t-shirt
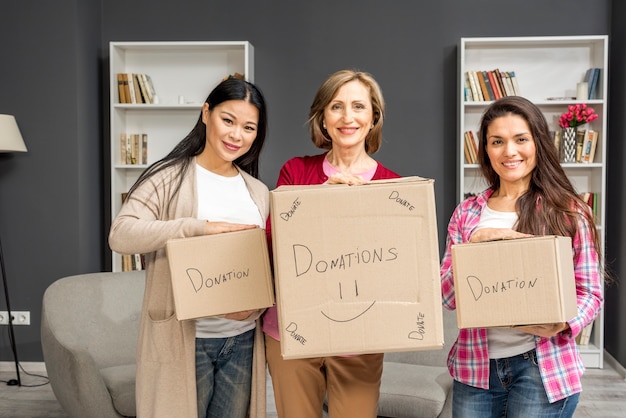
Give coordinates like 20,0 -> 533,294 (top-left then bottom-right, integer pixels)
194,164 -> 263,338
478,204 -> 537,359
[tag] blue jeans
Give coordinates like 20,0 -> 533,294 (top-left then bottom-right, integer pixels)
195,329 -> 254,418
453,349 -> 579,418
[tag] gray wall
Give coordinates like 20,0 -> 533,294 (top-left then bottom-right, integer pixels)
0,0 -> 622,369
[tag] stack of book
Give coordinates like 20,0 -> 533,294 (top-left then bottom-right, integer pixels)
465,69 -> 520,102
463,130 -> 479,164
117,73 -> 157,104
120,133 -> 148,165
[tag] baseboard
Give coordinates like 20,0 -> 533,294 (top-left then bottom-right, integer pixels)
604,349 -> 626,380
0,361 -> 47,373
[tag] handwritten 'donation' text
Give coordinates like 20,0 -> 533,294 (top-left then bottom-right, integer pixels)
466,275 -> 538,301
186,268 -> 250,293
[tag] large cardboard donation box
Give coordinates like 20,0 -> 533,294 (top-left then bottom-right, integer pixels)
451,235 -> 577,329
166,228 -> 274,321
270,177 -> 444,359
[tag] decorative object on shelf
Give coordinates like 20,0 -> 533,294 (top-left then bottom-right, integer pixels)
558,104 -> 598,163
561,127 -> 577,163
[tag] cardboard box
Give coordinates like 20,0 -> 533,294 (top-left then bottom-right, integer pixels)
166,228 -> 274,321
270,177 -> 444,359
451,235 -> 577,328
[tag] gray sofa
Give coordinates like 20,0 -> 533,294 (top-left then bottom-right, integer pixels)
41,270 -> 457,418
41,270 -> 145,418
377,308 -> 457,418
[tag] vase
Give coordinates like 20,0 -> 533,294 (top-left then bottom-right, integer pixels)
561,127 -> 577,163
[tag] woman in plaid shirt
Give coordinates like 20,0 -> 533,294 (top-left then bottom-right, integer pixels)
440,96 -> 603,417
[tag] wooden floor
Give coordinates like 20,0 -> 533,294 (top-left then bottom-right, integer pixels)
1,361 -> 625,417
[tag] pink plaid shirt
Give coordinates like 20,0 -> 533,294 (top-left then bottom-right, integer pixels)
440,188 -> 603,403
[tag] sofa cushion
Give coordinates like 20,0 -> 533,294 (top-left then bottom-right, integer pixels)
378,363 -> 452,418
100,364 -> 136,417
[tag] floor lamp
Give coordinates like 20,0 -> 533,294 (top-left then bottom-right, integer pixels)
0,114 -> 27,387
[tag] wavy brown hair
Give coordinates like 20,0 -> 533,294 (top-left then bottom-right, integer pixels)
307,69 -> 385,154
477,96 -> 602,258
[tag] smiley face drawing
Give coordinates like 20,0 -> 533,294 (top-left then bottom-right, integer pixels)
320,280 -> 377,322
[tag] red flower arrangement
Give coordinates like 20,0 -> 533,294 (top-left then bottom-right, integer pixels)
558,103 -> 598,129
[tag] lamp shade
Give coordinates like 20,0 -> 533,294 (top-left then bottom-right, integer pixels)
0,114 -> 27,153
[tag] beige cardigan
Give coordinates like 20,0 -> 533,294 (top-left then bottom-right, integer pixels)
109,159 -> 269,418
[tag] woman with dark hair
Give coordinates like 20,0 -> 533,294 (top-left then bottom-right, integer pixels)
109,77 -> 269,418
440,96 -> 603,417
262,69 -> 400,418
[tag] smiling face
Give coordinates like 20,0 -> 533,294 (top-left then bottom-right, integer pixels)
199,99 -> 259,175
485,114 -> 537,189
323,80 -> 374,152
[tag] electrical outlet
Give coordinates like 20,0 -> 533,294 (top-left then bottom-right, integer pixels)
0,311 -> 30,325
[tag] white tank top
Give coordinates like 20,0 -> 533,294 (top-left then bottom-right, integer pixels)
194,164 -> 263,338
478,204 -> 537,359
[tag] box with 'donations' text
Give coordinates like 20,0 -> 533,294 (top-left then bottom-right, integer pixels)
166,228 -> 274,321
451,235 -> 577,328
270,177 -> 444,359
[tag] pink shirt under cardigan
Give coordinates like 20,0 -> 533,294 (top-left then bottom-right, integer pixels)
262,152 -> 400,341
439,188 -> 604,403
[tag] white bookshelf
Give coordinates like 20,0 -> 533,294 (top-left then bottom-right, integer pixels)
109,41 -> 254,272
458,36 -> 608,368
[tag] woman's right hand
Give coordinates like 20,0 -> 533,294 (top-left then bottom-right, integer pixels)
469,228 -> 532,243
204,221 -> 258,235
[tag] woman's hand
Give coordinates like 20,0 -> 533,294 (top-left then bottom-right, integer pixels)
223,309 -> 257,321
326,173 -> 366,185
205,221 -> 258,235
469,228 -> 533,243
516,322 -> 570,338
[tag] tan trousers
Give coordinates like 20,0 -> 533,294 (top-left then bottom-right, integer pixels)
265,335 -> 383,418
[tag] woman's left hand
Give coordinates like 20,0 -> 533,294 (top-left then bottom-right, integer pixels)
516,322 -> 570,337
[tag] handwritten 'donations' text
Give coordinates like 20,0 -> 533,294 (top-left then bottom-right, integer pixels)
466,275 -> 538,301
186,267 -> 250,293
285,322 -> 307,345
292,244 -> 398,277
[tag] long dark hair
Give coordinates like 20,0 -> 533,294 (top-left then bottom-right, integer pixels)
125,77 -> 267,201
477,96 -> 601,256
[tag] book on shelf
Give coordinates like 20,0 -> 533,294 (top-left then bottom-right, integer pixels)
581,130 -> 598,163
465,69 -> 518,101
126,73 -> 137,103
476,71 -> 491,101
132,74 -> 143,103
486,71 -> 502,100
120,132 -> 148,165
575,129 -> 587,163
117,73 -> 127,103
464,130 -> 479,164
584,68 -> 600,100
552,130 -> 562,157
466,72 -> 480,101
508,71 -> 521,96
